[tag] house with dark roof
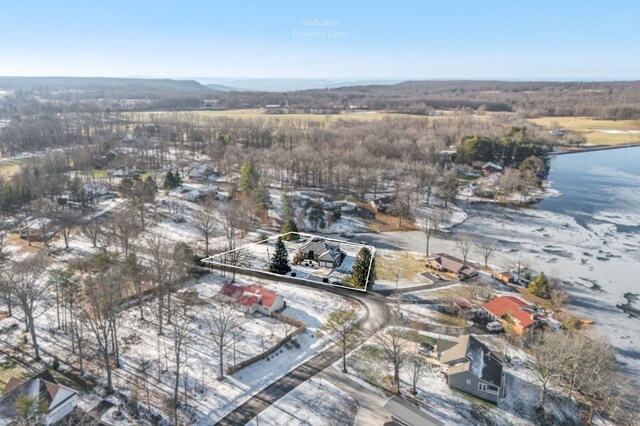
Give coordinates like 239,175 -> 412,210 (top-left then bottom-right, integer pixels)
0,371 -> 78,425
297,237 -> 344,268
217,283 -> 285,316
426,253 -> 478,280
483,296 -> 542,334
436,335 -> 505,403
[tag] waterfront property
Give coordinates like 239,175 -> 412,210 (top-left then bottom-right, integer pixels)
426,253 -> 478,280
436,335 -> 505,404
483,296 -> 542,334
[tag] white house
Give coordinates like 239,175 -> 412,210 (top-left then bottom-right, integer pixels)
19,217 -> 55,241
0,372 -> 78,425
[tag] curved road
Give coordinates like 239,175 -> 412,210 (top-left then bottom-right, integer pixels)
214,288 -> 390,426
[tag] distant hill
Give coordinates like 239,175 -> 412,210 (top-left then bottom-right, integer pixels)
197,78 -> 400,92
204,84 -> 238,92
0,76 -> 212,96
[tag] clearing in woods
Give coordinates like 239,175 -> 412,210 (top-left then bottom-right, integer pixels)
528,116 -> 640,146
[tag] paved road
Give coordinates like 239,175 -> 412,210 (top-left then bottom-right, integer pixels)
319,366 -> 391,426
215,291 -> 390,426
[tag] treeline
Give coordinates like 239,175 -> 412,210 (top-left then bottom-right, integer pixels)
4,78 -> 640,119
210,80 -> 640,119
456,126 -> 549,168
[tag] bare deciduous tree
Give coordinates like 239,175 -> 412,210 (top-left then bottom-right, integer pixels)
319,309 -> 362,373
169,301 -> 194,424
376,325 -> 408,394
81,267 -> 125,390
455,233 -> 473,264
476,240 -> 496,268
422,211 -> 443,257
406,353 -> 428,395
193,206 -> 218,257
55,209 -> 81,249
3,254 -> 49,360
205,303 -> 243,379
526,331 -> 567,410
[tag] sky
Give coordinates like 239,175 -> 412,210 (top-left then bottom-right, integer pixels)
0,0 -> 639,81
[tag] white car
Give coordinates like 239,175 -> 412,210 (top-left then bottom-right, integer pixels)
486,321 -> 504,332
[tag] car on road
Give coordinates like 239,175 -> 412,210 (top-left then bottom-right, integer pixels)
486,321 -> 504,332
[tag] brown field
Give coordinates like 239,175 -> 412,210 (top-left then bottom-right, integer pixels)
528,116 -> 640,146
0,159 -> 23,178
123,109 -> 496,127
376,251 -> 426,281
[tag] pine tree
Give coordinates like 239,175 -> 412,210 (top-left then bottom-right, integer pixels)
269,237 -> 291,274
281,218 -> 299,240
239,161 -> 258,193
351,247 -> 376,288
308,201 -> 325,231
529,272 -> 549,298
282,193 -> 292,220
163,171 -> 181,189
251,182 -> 270,212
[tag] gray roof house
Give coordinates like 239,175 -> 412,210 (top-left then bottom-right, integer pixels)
437,335 -> 505,403
297,237 -> 344,268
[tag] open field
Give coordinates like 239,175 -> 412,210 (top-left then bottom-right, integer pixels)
123,109 -> 497,126
376,250 -> 426,282
528,116 -> 640,146
0,159 -> 23,178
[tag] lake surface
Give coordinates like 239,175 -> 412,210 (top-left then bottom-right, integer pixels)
537,147 -> 640,234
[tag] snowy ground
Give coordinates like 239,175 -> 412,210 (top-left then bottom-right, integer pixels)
246,378 -> 358,426
357,215 -> 640,382
0,264 -> 362,425
203,233 -> 375,290
344,327 -> 598,426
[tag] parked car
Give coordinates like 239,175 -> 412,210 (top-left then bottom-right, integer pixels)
486,321 -> 504,332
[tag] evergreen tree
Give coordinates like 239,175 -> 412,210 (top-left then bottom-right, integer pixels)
351,246 -> 376,288
174,171 -> 182,187
239,160 -> 259,193
529,272 -> 550,298
269,237 -> 291,274
251,181 -> 270,212
308,201 -> 326,231
282,193 -> 292,220
163,171 -> 176,189
281,218 -> 300,240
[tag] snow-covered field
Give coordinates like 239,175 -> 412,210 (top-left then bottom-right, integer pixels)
246,378 -> 358,426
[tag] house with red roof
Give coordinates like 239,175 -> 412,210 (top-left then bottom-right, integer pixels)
482,296 -> 542,334
217,283 -> 285,316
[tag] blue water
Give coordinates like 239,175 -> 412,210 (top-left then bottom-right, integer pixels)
536,146 -> 640,233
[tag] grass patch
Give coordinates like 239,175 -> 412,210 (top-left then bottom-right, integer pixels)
347,344 -> 388,386
401,330 -> 437,346
377,252 -> 425,281
528,116 -> 640,146
515,287 -> 553,311
0,159 -> 23,178
0,359 -> 27,388
431,311 -> 470,327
